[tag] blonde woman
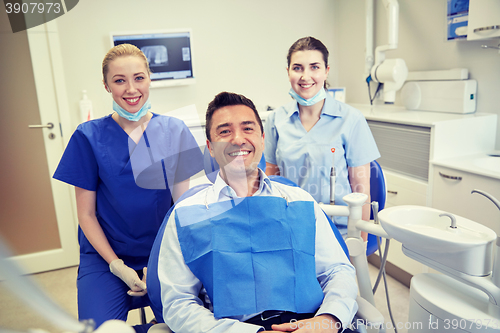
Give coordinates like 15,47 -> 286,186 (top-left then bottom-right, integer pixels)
54,44 -> 203,332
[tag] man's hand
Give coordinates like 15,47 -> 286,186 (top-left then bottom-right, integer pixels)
267,314 -> 340,332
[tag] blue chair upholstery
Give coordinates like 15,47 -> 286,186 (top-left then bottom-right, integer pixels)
367,160 -> 386,255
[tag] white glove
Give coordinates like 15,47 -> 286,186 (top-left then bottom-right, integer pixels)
109,259 -> 147,296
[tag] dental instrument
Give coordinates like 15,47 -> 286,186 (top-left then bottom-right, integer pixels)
330,148 -> 336,205
0,234 -> 93,333
0,234 -> 138,333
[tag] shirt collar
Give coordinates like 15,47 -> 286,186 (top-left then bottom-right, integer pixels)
212,168 -> 273,200
285,90 -> 344,119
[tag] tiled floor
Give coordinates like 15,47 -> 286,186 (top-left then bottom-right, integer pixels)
0,263 -> 410,333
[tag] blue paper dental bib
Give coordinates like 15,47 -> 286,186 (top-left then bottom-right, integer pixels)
175,196 -> 324,318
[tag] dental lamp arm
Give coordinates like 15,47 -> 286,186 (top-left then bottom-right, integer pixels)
368,0 -> 408,104
373,0 -> 400,66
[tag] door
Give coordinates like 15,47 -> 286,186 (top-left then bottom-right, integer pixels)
0,11 -> 78,274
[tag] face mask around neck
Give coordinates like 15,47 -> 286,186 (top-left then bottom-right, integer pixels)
288,87 -> 327,107
112,98 -> 151,122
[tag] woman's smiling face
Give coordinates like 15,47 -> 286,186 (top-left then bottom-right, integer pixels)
106,55 -> 151,113
288,50 -> 329,100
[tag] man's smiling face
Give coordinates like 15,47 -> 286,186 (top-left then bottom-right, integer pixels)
207,104 -> 264,180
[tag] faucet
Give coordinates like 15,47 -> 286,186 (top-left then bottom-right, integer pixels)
471,189 -> 500,316
439,213 -> 457,228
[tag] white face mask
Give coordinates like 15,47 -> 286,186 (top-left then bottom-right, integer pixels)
288,87 -> 327,106
113,98 -> 151,121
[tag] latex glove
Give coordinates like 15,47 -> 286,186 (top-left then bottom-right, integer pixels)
109,259 -> 147,296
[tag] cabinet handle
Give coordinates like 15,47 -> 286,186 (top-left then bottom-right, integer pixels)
387,190 -> 398,195
439,172 -> 462,181
474,25 -> 500,33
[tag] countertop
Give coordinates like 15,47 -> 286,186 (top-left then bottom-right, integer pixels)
432,153 -> 500,180
182,103 -> 495,128
352,103 -> 495,127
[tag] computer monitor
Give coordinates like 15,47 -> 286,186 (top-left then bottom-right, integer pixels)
110,29 -> 195,88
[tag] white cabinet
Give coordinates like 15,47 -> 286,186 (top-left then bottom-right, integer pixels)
467,0 -> 500,41
431,164 -> 500,233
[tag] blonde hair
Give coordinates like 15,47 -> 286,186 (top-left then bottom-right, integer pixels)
102,44 -> 151,85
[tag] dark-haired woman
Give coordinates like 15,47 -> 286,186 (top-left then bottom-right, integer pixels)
264,37 -> 380,238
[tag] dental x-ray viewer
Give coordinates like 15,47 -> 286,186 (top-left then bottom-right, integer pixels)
156,92 -> 358,333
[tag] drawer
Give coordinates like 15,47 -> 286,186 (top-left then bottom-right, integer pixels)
384,170 -> 428,207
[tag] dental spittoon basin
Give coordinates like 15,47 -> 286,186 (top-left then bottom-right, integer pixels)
379,190 -> 500,318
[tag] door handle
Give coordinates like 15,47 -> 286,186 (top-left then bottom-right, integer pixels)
29,122 -> 54,129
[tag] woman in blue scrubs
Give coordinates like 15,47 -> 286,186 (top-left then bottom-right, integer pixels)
264,37 -> 380,238
53,44 -> 203,332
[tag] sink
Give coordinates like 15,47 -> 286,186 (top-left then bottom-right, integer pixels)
378,205 -> 497,276
379,205 -> 496,253
474,157 -> 500,173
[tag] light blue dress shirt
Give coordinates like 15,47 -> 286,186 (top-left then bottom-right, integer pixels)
157,170 -> 358,333
264,93 -> 380,227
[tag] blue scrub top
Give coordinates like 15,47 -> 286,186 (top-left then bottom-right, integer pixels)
264,93 -> 380,226
53,113 -> 203,271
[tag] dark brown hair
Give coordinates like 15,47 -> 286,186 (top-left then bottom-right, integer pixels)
205,92 -> 263,141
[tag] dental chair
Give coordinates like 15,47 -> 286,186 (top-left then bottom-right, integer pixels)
146,148 -> 385,332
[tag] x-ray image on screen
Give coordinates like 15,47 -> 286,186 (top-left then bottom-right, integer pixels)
111,29 -> 195,88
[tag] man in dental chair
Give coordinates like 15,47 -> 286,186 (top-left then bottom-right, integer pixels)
156,92 -> 358,333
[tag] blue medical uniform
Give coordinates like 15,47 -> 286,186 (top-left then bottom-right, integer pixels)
264,93 -> 380,227
53,113 -> 203,330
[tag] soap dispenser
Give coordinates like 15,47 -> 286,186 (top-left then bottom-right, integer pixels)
79,90 -> 93,122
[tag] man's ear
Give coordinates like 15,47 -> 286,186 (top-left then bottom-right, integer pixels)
206,140 -> 215,157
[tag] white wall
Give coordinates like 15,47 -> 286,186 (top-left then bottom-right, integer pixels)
332,0 -> 500,149
55,0 -> 336,129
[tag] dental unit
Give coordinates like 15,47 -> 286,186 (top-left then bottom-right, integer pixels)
378,189 -> 500,331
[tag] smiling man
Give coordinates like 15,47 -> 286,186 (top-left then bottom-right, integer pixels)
156,92 -> 358,333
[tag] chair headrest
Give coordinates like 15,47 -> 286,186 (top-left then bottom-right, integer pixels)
203,146 -> 266,183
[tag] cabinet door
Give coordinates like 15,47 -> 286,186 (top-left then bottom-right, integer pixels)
467,0 -> 500,40
432,166 -> 500,233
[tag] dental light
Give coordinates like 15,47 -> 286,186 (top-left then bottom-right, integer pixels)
366,0 -> 408,104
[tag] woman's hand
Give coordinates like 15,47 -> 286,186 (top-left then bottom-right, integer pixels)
109,259 -> 147,296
